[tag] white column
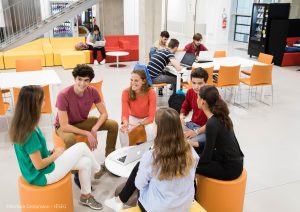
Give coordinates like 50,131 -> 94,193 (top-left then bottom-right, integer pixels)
139,0 -> 164,63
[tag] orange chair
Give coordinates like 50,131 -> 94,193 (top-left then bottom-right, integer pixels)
196,169 -> 247,212
213,51 -> 226,58
214,65 -> 240,103
90,80 -> 105,110
52,130 -> 89,149
120,200 -> 206,212
0,89 -> 10,128
13,85 -> 52,114
16,58 -> 42,72
240,64 -> 273,107
18,173 -> 74,212
242,53 -> 273,76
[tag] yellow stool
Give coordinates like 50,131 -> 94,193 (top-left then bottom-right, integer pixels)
0,52 -> 4,69
120,200 -> 206,212
60,51 -> 85,69
52,130 -> 89,149
18,173 -> 73,212
196,169 -> 247,212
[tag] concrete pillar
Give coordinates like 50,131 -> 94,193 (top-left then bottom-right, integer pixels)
139,0 -> 164,63
100,0 -> 124,35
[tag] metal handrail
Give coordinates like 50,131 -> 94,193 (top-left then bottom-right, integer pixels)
0,0 -> 77,44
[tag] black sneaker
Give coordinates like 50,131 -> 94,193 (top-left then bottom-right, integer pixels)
74,173 -> 94,191
158,88 -> 163,96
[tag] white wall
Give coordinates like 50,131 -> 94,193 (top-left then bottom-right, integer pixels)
167,0 -> 186,35
196,0 -> 232,44
0,1 -> 4,27
124,0 -> 139,35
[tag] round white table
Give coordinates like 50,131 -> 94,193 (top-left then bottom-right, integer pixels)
105,146 -> 139,178
106,51 -> 129,68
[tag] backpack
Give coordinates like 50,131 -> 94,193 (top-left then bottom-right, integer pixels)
168,93 -> 185,114
75,42 -> 88,50
133,63 -> 153,86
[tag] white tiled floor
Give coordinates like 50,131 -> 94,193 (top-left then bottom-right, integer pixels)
1,41 -> 300,212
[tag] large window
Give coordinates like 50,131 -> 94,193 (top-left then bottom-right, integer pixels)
234,0 -> 253,43
234,15 -> 251,42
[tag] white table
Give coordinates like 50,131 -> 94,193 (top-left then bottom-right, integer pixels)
0,70 -> 61,110
166,56 -> 268,91
105,146 -> 140,178
106,51 -> 129,68
192,56 -> 267,70
0,70 -> 61,88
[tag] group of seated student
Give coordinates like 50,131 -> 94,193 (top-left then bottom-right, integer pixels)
148,31 -> 208,96
10,64 -> 244,210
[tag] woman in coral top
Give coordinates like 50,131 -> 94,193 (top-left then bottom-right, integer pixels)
119,69 -> 156,146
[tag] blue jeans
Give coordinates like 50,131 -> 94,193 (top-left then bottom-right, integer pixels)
185,121 -> 206,143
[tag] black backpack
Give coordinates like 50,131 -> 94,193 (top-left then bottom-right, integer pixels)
168,93 -> 185,114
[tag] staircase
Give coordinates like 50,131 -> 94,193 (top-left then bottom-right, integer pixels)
0,0 -> 99,51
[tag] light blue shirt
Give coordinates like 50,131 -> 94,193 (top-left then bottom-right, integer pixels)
135,147 -> 199,212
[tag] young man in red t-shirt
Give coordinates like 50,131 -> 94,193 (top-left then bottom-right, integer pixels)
180,68 -> 208,148
184,33 -> 208,58
54,64 -> 118,186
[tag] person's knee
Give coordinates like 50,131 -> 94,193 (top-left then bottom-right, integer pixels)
79,157 -> 92,170
107,120 -> 119,132
64,134 -> 76,149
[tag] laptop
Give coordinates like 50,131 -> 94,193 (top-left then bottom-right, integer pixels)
94,40 -> 106,47
113,141 -> 153,165
180,53 -> 197,68
196,51 -> 213,63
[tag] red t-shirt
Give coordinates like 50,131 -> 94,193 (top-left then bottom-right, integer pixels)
184,42 -> 208,56
180,88 -> 207,126
54,85 -> 101,127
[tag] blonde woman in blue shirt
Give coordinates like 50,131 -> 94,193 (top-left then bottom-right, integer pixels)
105,107 -> 199,211
10,85 -> 104,210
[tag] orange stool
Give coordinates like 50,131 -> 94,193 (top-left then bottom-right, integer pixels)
120,200 -> 206,212
196,169 -> 247,212
52,130 -> 89,149
18,173 -> 73,212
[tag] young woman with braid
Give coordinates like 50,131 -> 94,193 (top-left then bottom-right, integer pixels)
196,85 -> 244,180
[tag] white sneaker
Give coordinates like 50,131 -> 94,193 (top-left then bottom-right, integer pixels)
105,197 -> 123,212
100,59 -> 106,65
94,60 -> 99,65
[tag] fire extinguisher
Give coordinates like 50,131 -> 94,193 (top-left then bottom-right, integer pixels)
222,8 -> 227,29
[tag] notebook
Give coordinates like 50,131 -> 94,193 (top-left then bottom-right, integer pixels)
94,41 -> 106,47
113,141 -> 153,165
196,51 -> 213,63
180,53 -> 197,68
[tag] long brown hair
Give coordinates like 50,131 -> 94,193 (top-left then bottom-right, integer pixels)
153,107 -> 195,180
9,85 -> 44,144
199,85 -> 233,129
129,69 -> 150,101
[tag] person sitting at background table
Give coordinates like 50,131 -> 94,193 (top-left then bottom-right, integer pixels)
86,24 -> 106,65
119,69 -> 156,147
147,38 -> 183,96
149,30 -> 170,59
10,85 -> 103,210
180,68 -> 208,154
105,107 -> 199,212
184,33 -> 208,59
196,85 -> 244,180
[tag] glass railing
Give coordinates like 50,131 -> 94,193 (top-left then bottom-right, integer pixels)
0,0 -> 79,44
